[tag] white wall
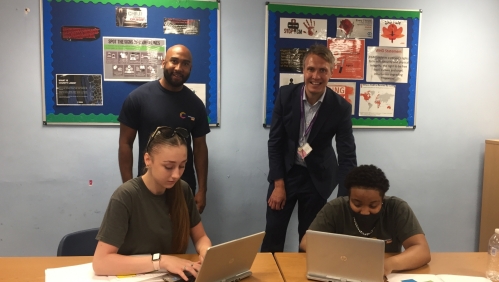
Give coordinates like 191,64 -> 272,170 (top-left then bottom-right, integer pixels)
1,0 -> 498,256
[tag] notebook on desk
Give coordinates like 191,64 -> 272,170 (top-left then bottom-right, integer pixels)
306,230 -> 385,282
162,231 -> 265,282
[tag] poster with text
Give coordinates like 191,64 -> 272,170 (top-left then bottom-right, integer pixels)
379,19 -> 407,47
115,7 -> 147,28
279,18 -> 327,40
61,26 -> 100,41
327,38 -> 365,80
280,48 -> 307,73
56,74 -> 103,106
280,73 -> 304,87
327,81 -> 356,115
103,37 -> 166,82
164,18 -> 200,35
336,18 -> 373,39
366,46 -> 409,83
359,84 -> 396,117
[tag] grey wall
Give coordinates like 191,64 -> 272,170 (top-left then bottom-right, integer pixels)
1,0 -> 498,256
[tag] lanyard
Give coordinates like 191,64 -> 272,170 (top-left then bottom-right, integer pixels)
300,86 -> 319,139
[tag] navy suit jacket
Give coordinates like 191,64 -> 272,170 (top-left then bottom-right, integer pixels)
268,83 -> 357,199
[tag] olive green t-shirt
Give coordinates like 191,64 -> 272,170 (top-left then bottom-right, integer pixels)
309,196 -> 424,253
96,177 -> 201,255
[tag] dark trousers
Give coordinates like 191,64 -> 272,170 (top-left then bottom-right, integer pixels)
261,165 -> 327,253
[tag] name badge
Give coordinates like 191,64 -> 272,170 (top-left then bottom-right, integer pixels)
298,143 -> 313,159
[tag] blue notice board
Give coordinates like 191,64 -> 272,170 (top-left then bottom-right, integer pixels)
41,0 -> 220,125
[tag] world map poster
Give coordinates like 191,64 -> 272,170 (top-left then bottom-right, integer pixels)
359,84 -> 396,117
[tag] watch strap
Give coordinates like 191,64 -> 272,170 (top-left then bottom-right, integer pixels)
152,253 -> 160,271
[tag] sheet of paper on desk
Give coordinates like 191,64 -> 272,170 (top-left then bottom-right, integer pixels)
45,263 -> 166,282
387,273 -> 491,282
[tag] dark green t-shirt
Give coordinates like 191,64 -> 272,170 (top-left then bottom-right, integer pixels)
309,196 -> 424,253
96,177 -> 201,255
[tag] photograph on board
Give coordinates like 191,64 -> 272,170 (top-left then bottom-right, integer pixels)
116,7 -> 147,28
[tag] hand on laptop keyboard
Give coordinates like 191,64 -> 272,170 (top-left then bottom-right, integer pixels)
160,256 -> 200,281
162,271 -> 196,282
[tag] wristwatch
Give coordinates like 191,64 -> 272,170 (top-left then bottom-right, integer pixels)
152,253 -> 160,271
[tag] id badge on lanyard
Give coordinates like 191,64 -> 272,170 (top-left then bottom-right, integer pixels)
298,86 -> 317,160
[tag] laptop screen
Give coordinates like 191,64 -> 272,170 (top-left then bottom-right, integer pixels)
161,232 -> 264,282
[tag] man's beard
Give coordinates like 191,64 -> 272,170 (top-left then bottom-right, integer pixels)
163,69 -> 190,87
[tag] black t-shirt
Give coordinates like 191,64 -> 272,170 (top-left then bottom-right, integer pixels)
118,80 -> 210,191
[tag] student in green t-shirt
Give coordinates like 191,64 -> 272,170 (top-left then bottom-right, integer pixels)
93,126 -> 211,281
300,164 -> 430,276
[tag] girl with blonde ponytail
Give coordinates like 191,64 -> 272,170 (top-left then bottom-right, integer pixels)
93,127 -> 211,281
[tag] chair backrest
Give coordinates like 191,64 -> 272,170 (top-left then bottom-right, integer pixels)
57,228 -> 99,256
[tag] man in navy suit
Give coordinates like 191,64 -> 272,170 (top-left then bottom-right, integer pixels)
261,44 -> 357,252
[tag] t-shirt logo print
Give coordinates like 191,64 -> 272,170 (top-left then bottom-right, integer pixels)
179,111 -> 196,121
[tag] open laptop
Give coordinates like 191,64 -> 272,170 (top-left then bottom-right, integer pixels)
306,230 -> 385,282
162,231 -> 265,282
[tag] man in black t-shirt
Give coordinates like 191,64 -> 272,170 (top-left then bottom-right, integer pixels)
118,44 -> 210,213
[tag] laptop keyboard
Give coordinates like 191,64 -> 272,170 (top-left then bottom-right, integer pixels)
161,272 -> 196,282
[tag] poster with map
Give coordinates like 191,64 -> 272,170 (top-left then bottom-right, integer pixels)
359,84 -> 396,117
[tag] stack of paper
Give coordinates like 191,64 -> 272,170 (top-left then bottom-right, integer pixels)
387,273 -> 491,282
45,263 -> 167,282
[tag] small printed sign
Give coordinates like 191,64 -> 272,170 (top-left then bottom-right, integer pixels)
164,18 -> 200,35
336,18 -> 373,39
61,26 -> 100,41
279,18 -> 327,40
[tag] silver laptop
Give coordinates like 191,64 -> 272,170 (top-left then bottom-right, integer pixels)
162,231 -> 265,282
306,230 -> 385,282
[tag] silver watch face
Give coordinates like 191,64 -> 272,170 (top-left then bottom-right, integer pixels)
152,253 -> 160,260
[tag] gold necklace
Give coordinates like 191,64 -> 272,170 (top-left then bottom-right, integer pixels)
353,217 -> 374,236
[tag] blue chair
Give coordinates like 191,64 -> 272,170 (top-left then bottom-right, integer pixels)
57,228 -> 99,256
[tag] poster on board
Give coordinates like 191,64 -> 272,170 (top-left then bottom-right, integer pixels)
327,81 -> 356,115
279,17 -> 328,40
102,37 -> 166,82
280,73 -> 304,87
379,19 -> 408,47
359,84 -> 396,117
336,18 -> 373,39
115,7 -> 147,28
56,74 -> 103,106
366,46 -> 409,83
163,18 -> 200,35
279,48 -> 307,73
184,83 -> 206,105
327,38 -> 365,80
